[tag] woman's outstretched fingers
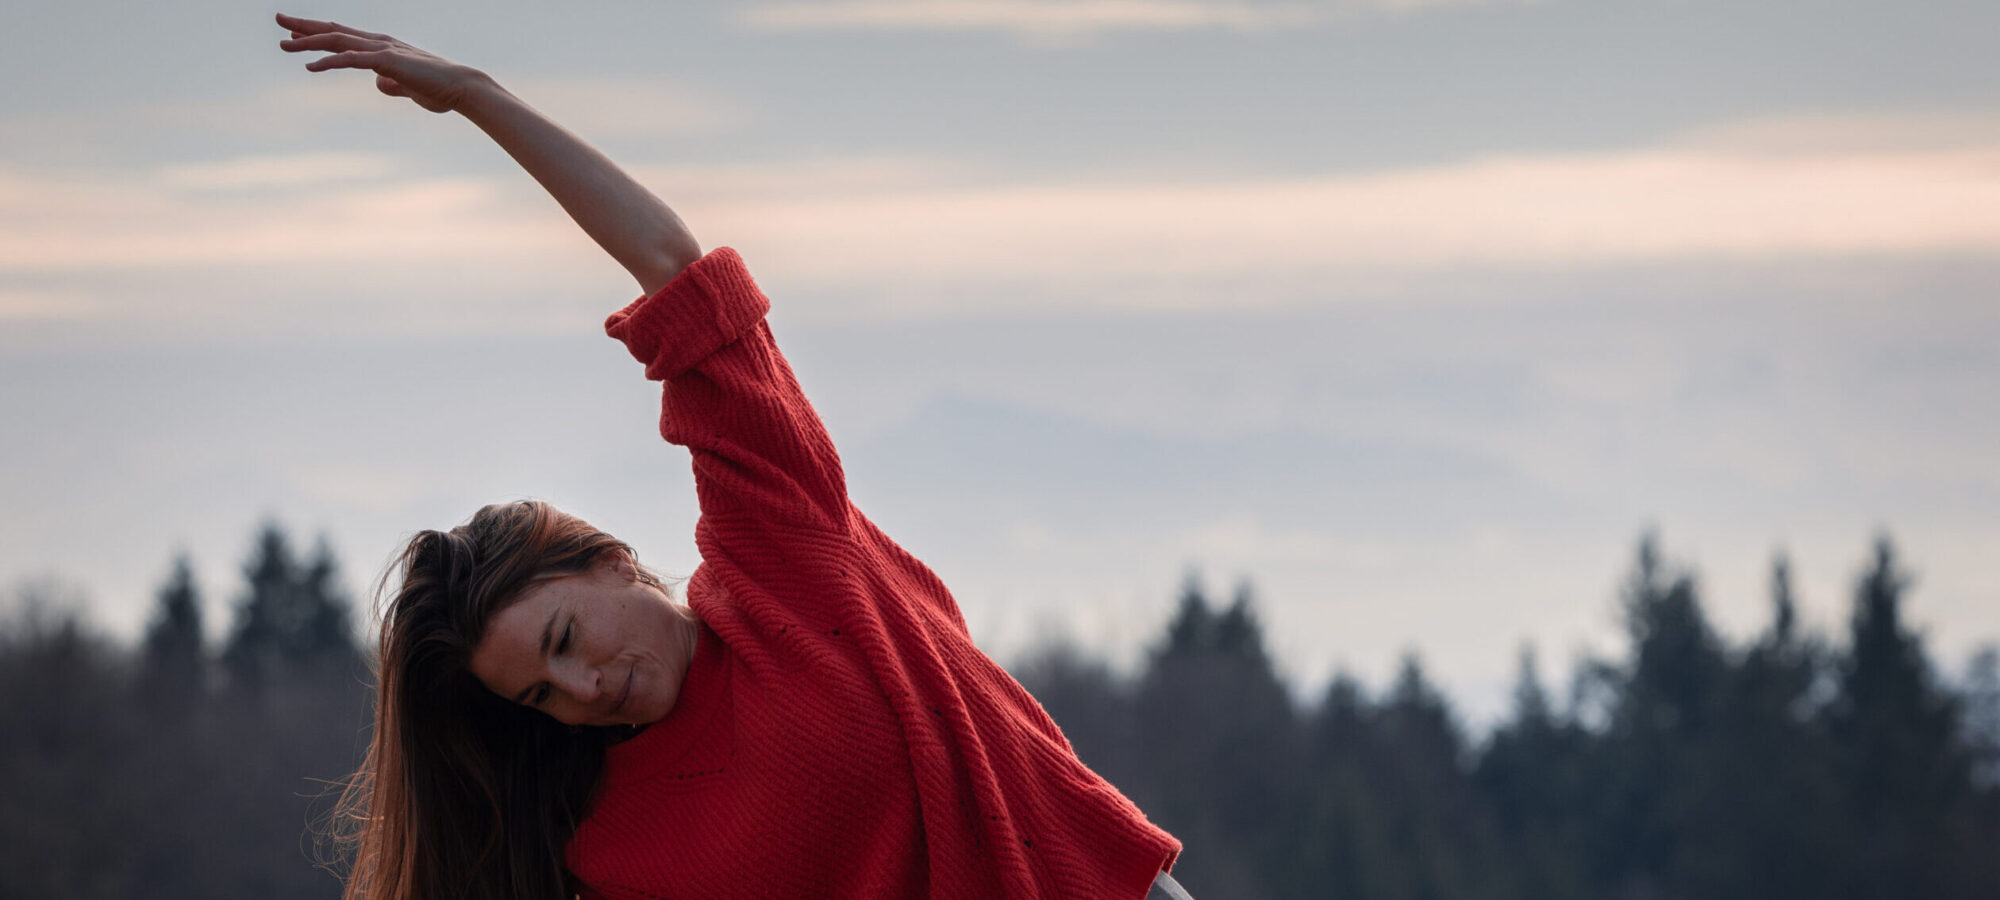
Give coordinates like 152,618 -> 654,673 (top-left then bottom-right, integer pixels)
275,13 -> 388,42
281,32 -> 387,55
275,13 -> 473,113
306,51 -> 398,74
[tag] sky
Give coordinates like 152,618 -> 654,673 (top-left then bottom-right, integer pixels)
3,0 -> 1997,726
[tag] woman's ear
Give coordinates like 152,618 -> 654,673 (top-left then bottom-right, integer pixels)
601,548 -> 640,581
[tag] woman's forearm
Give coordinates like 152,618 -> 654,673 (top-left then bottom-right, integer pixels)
455,72 -> 701,295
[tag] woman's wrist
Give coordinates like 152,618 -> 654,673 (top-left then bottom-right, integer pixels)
449,68 -> 510,120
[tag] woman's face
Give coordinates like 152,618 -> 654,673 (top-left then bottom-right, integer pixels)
468,555 -> 697,727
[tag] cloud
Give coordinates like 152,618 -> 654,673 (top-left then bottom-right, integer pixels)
154,153 -> 400,192
739,0 -> 1318,42
1673,110 -> 2000,157
627,156 -> 971,203
1170,514 -> 1400,566
0,78 -> 744,168
737,0 -> 1529,43
0,288 -> 95,322
291,462 -> 443,516
0,81 -> 399,163
0,164 -> 580,271
728,147 -> 1999,275
503,77 -> 754,140
5,115 -> 1999,326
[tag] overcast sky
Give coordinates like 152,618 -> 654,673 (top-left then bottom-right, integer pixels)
4,0 -> 1997,724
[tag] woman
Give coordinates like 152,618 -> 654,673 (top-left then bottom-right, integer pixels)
277,13 -> 1192,900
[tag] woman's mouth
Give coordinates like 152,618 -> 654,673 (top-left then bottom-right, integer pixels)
611,667 -> 633,718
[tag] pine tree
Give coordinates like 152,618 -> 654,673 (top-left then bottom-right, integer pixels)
1592,531 -> 1732,899
1374,654 -> 1497,900
1209,581 -> 1306,896
1163,569 -> 1214,657
221,523 -> 362,694
1477,647 -> 1591,900
1133,573 -> 1300,899
139,553 -> 207,716
222,522 -> 298,691
298,537 -> 362,671
1827,535 -> 1967,900
1703,550 -> 1840,900
1954,646 -> 2000,894
1616,533 -> 1725,739
1299,673 -> 1376,900
0,580 -> 141,899
1967,647 -> 2000,789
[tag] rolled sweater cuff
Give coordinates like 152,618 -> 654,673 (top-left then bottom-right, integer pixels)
604,246 -> 772,382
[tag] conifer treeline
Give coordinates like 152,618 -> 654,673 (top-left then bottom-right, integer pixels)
1,524 -> 1996,899
0,523 -> 369,900
1016,534 -> 2000,899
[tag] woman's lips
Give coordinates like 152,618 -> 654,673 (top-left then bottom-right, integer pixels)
611,667 -> 633,717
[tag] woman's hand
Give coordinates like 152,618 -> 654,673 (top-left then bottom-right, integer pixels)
277,13 -> 483,114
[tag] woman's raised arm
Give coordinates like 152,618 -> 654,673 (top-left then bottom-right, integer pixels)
277,13 -> 702,294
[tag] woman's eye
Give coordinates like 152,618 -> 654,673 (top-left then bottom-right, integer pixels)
534,684 -> 551,706
558,622 -> 573,654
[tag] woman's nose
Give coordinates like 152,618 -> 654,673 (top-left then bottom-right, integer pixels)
554,660 -> 601,703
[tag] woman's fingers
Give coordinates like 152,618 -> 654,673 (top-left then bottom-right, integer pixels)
276,13 -> 466,113
280,28 -> 397,76
303,50 -> 388,73
274,13 -> 390,42
280,32 -> 388,55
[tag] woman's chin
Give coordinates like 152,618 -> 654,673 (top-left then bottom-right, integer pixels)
635,686 -> 678,724
622,670 -> 679,725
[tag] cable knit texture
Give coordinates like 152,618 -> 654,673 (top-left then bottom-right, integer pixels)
567,247 -> 1181,899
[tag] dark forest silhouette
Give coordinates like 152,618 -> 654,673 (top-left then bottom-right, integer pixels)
2,523 -> 1997,899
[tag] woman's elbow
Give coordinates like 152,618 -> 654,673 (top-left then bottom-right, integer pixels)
631,234 -> 703,295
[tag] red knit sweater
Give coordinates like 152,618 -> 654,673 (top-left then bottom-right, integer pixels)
565,248 -> 1180,899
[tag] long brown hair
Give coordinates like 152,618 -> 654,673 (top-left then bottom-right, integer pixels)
331,500 -> 661,900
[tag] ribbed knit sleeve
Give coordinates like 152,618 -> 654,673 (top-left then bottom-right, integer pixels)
605,247 -> 849,533
578,247 -> 1182,900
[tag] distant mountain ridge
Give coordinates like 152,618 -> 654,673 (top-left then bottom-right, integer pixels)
846,391 -> 1572,539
